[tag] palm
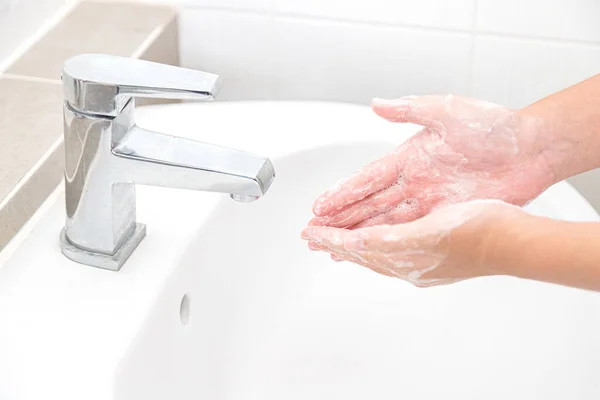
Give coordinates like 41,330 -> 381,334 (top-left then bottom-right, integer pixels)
311,95 -> 553,228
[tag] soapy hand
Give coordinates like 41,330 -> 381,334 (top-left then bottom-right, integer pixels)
302,200 -> 525,287
310,95 -> 553,228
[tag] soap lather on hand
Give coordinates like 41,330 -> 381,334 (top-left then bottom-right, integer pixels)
302,77 -> 600,292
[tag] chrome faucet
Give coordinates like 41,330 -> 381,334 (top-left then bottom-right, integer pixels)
59,54 -> 275,271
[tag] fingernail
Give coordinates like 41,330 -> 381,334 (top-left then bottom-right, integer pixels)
300,228 -> 311,240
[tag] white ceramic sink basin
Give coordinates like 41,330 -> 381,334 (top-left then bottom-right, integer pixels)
1,102 -> 599,400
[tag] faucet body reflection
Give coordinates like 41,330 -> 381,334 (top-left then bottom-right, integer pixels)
60,54 -> 275,271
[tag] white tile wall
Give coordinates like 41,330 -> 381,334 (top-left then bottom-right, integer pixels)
180,10 -> 472,103
0,0 -> 12,12
139,0 -> 272,12
477,0 -> 600,43
179,9 -> 275,100
272,18 -> 471,102
470,36 -> 600,108
177,1 -> 600,105
274,0 -> 475,30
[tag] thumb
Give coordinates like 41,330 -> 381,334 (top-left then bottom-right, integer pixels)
372,95 -> 451,129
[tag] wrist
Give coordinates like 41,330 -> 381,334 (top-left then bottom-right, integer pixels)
478,206 -> 540,277
518,95 -> 600,183
516,107 -> 565,185
448,202 -> 531,279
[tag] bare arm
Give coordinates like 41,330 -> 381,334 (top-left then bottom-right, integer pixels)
490,215 -> 600,291
521,73 -> 600,182
491,74 -> 600,290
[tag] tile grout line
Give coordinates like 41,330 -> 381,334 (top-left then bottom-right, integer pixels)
474,29 -> 600,47
466,0 -> 479,96
183,4 -> 600,48
0,0 -> 71,235
0,136 -> 63,211
1,9 -> 178,83
131,17 -> 173,59
0,0 -> 77,73
2,10 -> 178,82
0,183 -> 64,263
267,0 -> 276,98
0,73 -> 61,84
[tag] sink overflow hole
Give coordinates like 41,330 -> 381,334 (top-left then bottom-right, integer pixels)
180,294 -> 191,326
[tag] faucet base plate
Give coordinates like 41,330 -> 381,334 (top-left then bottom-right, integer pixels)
59,223 -> 147,272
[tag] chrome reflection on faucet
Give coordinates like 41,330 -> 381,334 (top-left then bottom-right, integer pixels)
60,54 -> 275,271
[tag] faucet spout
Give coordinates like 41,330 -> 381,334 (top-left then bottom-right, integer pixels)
113,125 -> 275,197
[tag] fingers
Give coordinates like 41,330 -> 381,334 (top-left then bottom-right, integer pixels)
308,241 -> 323,251
302,226 -> 374,263
341,226 -> 389,252
302,225 -> 408,262
304,234 -> 397,277
372,96 -> 451,130
302,223 -> 414,255
351,199 -> 425,228
342,222 -> 436,255
309,183 -> 408,228
301,226 -> 349,252
311,98 -> 445,219
302,224 -> 446,282
312,153 -> 401,217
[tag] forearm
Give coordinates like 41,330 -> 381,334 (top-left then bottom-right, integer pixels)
488,214 -> 600,291
519,74 -> 600,182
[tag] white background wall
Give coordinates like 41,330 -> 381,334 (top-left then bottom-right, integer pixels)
3,0 -> 599,107
160,0 -> 600,108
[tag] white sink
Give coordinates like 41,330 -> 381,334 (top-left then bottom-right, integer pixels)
1,102 -> 599,400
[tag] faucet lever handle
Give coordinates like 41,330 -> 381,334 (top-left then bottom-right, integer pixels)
62,54 -> 221,117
